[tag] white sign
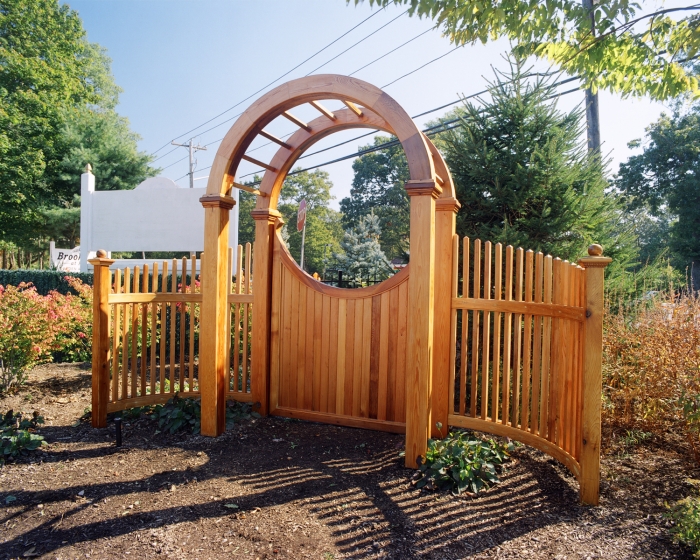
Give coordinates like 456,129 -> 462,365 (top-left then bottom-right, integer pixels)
50,243 -> 81,272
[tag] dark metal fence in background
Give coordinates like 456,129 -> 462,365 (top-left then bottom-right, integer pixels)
320,269 -> 394,289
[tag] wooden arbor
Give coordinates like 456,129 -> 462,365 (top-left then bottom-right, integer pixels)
199,75 -> 459,467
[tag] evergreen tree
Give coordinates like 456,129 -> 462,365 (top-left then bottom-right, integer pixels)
340,136 -> 410,260
437,59 -> 635,275
333,213 -> 394,285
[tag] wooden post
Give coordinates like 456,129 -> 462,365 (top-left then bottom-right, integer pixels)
431,197 -> 460,438
405,179 -> 440,468
250,208 -> 282,416
89,250 -> 114,428
199,194 -> 236,436
578,244 -> 611,505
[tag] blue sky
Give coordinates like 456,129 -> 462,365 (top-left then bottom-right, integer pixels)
67,0 -> 679,207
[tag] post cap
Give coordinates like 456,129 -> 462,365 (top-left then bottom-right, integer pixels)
588,244 -> 604,257
85,163 -> 92,173
96,249 -> 107,258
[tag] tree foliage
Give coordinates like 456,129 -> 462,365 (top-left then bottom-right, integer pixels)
615,103 -> 700,274
340,136 -> 410,260
437,61 -> 635,276
0,0 -> 156,259
273,170 -> 344,275
353,0 -> 700,99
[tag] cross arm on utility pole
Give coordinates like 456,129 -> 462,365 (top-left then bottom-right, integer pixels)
171,139 -> 208,188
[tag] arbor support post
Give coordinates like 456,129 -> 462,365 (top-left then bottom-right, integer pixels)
578,244 -> 611,505
405,179 -> 440,467
250,208 -> 282,416
200,193 -> 236,436
431,197 -> 460,438
89,251 -> 114,428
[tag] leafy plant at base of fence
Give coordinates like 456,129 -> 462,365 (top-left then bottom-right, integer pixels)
153,395 -> 201,434
667,495 -> 700,558
413,427 -> 513,495
151,396 -> 259,434
0,410 -> 45,465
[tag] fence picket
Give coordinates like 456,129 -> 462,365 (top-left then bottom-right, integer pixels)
449,235 -> 460,415
243,243 -> 252,393
121,267 -> 131,400
522,251 -> 534,432
470,239 -> 481,418
131,267 -> 140,399
511,248 -> 524,426
540,256 -> 553,438
150,263 -> 158,397
159,261 -> 168,394
481,241 -> 492,420
189,255 -> 197,390
112,269 -> 122,402
491,244 -> 503,422
531,253 -> 544,435
501,245 -> 513,425
459,237 -> 469,415
549,258 -> 562,443
140,265 -> 149,397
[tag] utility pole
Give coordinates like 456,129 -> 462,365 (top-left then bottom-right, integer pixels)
171,138 -> 207,188
582,0 -> 601,154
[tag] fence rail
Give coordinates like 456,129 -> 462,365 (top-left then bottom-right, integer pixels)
448,237 -> 588,478
90,245 -> 253,420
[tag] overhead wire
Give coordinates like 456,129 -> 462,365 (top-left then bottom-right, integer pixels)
150,8 -> 384,156
235,78 -> 583,182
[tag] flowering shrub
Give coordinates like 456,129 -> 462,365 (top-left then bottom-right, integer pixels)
0,279 -> 93,392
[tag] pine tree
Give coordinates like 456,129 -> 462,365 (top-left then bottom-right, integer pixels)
333,213 -> 394,285
437,59 -> 635,274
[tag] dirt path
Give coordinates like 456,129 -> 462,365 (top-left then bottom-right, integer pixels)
0,364 -> 695,559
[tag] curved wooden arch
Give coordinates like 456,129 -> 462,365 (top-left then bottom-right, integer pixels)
205,74 -> 444,198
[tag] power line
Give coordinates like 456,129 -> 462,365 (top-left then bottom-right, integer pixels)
348,28 -> 432,76
150,9 -> 384,156
236,80 -> 583,182
304,9 -> 408,76
381,45 -> 462,88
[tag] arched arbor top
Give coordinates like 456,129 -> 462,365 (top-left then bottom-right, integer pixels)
204,74 -> 455,202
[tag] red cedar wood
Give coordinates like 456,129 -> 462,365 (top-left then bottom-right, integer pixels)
131,266 -> 139,398
481,241 -> 492,420
458,237 -> 469,416
89,257 -> 114,428
502,245 -> 514,425
491,243 -> 503,422
121,267 -> 131,400
511,249 -> 524,427
531,253 -> 544,435
470,239 -> 481,418
522,251 -> 534,432
150,263 -> 158,397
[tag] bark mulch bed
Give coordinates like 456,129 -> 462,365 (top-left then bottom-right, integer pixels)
0,363 -> 696,559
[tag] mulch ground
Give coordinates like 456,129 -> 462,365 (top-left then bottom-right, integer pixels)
0,363 -> 697,559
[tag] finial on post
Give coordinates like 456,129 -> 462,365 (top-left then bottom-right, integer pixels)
85,163 -> 93,173
588,244 -> 603,257
96,249 -> 107,258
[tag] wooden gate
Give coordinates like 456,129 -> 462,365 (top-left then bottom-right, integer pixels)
267,236 -> 409,431
90,75 -> 611,505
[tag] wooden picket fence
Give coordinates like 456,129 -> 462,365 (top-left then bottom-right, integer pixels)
448,237 -> 588,477
91,244 -> 253,416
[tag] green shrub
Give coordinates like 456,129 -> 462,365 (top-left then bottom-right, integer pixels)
150,396 -> 258,434
0,270 -> 93,295
413,425 -> 513,494
668,495 -> 700,557
0,410 -> 45,465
